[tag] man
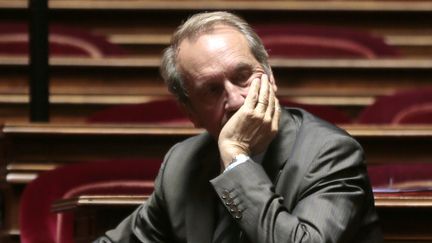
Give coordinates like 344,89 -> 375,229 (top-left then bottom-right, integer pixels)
96,11 -> 382,243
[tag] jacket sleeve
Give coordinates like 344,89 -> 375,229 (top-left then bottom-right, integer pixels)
93,146 -> 177,243
210,135 -> 376,243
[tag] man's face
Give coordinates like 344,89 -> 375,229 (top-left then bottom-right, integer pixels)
177,25 -> 276,138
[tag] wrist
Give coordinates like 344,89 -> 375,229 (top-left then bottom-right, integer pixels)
218,142 -> 250,166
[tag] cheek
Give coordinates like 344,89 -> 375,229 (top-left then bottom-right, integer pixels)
239,85 -> 250,98
199,102 -> 225,124
243,85 -> 250,95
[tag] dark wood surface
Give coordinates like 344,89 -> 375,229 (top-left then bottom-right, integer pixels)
51,191 -> 432,242
2,123 -> 431,184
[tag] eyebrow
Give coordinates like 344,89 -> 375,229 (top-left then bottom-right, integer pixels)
195,61 -> 254,88
233,62 -> 254,73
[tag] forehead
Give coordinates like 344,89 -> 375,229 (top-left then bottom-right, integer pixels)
176,25 -> 255,78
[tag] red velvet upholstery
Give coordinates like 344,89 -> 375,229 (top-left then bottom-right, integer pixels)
57,180 -> 154,243
254,24 -> 398,58
0,22 -> 126,57
87,99 -> 192,125
357,88 -> 432,124
280,99 -> 351,124
368,163 -> 432,191
392,104 -> 432,124
361,89 -> 432,193
20,159 -> 161,243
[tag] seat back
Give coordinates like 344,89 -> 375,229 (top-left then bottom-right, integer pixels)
368,163 -> 432,191
20,159 -> 161,243
87,99 -> 192,125
393,104 -> 432,124
280,99 -> 352,124
254,24 -> 398,58
0,22 -> 126,57
357,88 -> 432,124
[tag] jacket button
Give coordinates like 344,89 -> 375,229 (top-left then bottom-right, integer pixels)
225,197 -> 234,205
222,190 -> 230,199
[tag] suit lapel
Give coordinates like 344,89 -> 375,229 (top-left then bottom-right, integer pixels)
262,109 -> 299,182
186,143 -> 219,243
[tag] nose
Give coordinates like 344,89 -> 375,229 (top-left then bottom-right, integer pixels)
224,81 -> 245,112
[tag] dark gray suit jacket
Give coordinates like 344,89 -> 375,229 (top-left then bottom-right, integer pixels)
96,108 -> 382,243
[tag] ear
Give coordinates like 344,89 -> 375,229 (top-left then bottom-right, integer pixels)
180,102 -> 202,128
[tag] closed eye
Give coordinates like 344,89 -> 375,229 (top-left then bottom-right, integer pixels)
205,83 -> 223,96
231,66 -> 253,87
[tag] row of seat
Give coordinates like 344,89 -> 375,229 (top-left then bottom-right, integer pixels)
0,22 -> 398,58
1,20 -> 431,124
3,0 -> 431,57
87,88 -> 432,125
2,57 -> 431,122
0,3 -> 431,242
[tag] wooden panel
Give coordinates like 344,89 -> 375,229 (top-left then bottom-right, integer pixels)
3,0 -> 432,11
53,195 -> 150,243
51,192 -> 432,242
1,123 -> 431,183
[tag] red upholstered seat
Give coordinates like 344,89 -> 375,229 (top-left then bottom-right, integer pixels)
391,104 -> 432,124
254,24 -> 398,58
0,22 -> 126,57
357,88 -> 432,124
280,99 -> 351,124
22,100 -> 191,243
368,163 -> 432,192
20,160 -> 160,243
87,99 -> 193,126
360,89 -> 432,193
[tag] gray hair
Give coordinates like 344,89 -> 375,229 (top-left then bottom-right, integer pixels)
160,11 -> 271,104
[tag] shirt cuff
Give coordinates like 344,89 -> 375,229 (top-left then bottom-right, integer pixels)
224,154 -> 250,172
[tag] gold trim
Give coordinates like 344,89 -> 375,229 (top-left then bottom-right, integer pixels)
375,195 -> 432,208
6,173 -> 37,184
3,123 -> 432,137
52,195 -> 149,212
26,1 -> 432,12
1,56 -> 432,69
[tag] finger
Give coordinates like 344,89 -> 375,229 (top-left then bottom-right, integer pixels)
271,98 -> 281,134
256,74 -> 270,113
243,77 -> 260,110
264,81 -> 275,122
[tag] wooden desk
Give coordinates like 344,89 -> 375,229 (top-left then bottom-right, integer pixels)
375,191 -> 432,242
53,195 -> 149,243
2,123 -> 431,184
52,192 -> 432,243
